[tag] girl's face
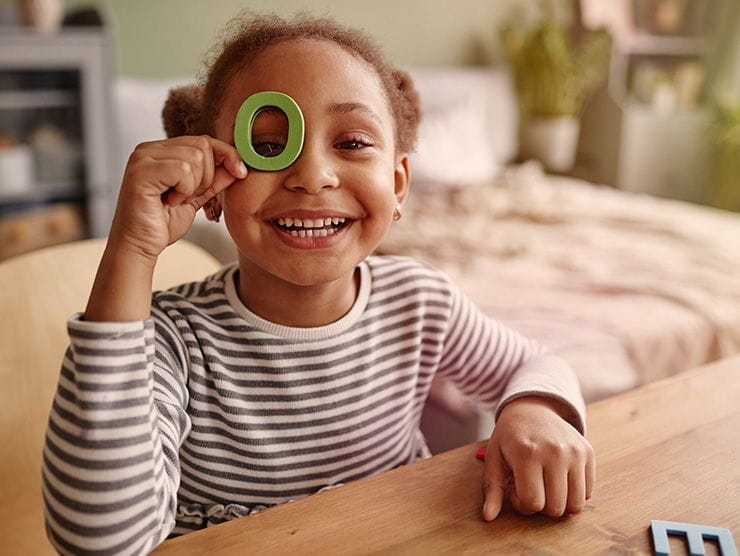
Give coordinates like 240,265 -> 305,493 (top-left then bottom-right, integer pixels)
213,38 -> 409,287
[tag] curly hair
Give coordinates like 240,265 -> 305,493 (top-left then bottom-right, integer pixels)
163,12 -> 421,154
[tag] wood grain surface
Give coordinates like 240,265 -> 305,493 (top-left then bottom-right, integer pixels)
155,355 -> 740,555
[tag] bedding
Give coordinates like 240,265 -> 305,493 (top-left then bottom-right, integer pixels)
378,161 -> 740,407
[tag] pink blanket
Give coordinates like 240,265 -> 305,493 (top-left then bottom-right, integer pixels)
378,164 -> 740,402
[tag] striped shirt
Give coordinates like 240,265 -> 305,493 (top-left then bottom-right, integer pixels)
42,255 -> 585,555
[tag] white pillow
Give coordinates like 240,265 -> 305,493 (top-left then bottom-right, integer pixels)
405,67 -> 519,189
410,97 -> 499,187
113,77 -> 193,177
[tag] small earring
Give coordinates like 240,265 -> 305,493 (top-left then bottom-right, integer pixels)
392,203 -> 402,221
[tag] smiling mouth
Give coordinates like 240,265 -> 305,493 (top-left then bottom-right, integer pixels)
272,216 -> 353,237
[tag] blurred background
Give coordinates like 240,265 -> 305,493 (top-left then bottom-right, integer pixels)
4,6 -> 740,551
0,0 -> 739,260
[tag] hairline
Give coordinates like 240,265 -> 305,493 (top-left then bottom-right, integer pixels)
208,36 -> 400,152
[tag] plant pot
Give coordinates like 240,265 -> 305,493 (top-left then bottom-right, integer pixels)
522,116 -> 580,173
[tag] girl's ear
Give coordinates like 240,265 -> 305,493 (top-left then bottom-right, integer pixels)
394,153 -> 410,206
162,83 -> 204,138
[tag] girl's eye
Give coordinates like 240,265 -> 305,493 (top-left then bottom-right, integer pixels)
336,136 -> 373,150
254,142 -> 285,157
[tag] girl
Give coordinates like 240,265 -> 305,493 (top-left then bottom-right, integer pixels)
42,13 -> 594,555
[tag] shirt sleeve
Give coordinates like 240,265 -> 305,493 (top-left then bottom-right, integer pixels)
41,305 -> 191,555
436,283 -> 586,435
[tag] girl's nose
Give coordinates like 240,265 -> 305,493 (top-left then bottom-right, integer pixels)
282,144 -> 339,194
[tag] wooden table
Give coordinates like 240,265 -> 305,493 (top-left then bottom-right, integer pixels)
155,356 -> 740,555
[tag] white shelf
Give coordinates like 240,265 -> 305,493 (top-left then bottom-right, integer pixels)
0,27 -> 116,236
616,33 -> 707,56
0,89 -> 78,110
0,181 -> 84,206
622,102 -> 711,119
608,31 -> 710,105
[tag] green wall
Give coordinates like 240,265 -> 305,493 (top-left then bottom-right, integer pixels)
61,0 -> 540,78
714,1 -> 740,98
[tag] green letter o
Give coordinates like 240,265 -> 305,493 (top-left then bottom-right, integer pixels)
233,91 -> 305,172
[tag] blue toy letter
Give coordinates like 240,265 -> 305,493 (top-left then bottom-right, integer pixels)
650,520 -> 737,556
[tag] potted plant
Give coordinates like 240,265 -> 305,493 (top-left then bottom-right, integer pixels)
502,4 -> 611,172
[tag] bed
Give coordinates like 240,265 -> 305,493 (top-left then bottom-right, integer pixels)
379,162 -> 740,449
113,68 -> 740,453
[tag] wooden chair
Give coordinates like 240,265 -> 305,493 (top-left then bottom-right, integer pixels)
0,238 -> 222,555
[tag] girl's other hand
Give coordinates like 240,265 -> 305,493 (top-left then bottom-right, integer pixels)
480,397 -> 595,521
110,135 -> 247,262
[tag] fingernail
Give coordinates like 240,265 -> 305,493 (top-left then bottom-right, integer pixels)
238,161 -> 247,177
483,502 -> 491,520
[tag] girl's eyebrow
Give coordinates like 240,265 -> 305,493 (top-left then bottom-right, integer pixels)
328,102 -> 381,124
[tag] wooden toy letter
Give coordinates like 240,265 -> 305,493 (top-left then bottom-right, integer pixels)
234,91 -> 305,172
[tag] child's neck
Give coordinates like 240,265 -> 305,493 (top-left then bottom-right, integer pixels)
235,259 -> 360,328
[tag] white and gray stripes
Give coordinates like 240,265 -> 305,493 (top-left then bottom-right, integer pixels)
42,255 -> 585,555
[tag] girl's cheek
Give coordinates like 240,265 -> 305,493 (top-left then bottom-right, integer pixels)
224,177 -> 258,206
219,190 -> 247,223
226,177 -> 283,225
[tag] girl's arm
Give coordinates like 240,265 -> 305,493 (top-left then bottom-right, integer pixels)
437,285 -> 585,431
82,235 -> 158,321
436,283 -> 594,521
41,136 -> 245,554
84,134 -> 246,323
42,307 -> 190,554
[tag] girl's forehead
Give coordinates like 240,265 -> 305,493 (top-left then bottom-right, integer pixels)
223,39 -> 391,119
250,37 -> 369,72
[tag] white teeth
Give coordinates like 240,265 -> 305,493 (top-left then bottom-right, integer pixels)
277,215 -> 349,230
298,230 -> 306,238
317,229 -> 328,237
306,229 -> 314,237
328,228 -> 336,235
290,230 -> 298,237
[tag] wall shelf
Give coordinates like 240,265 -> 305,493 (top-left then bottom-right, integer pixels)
0,90 -> 78,111
616,34 -> 707,56
573,0 -> 729,204
0,181 -> 84,206
0,27 -> 118,259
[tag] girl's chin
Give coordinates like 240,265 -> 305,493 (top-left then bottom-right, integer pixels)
269,259 -> 358,287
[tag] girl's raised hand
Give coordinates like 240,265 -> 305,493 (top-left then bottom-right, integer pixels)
480,396 -> 595,521
110,135 -> 247,261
